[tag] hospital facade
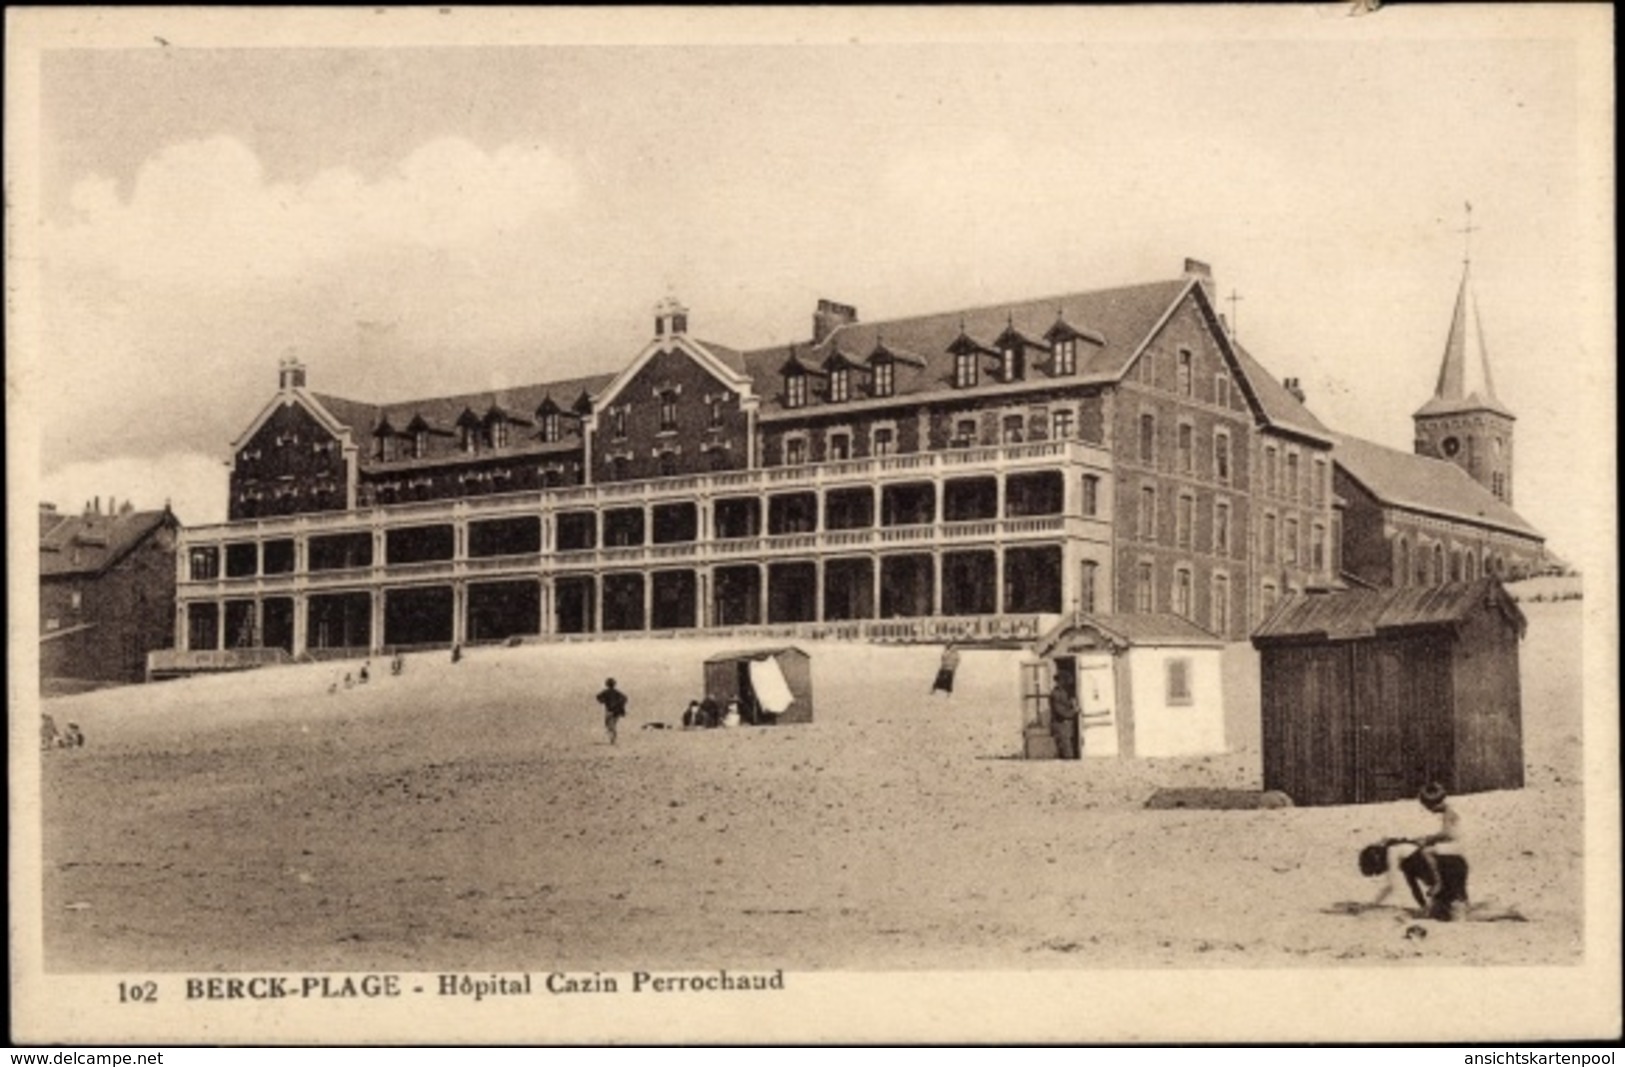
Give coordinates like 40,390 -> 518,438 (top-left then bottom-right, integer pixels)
167,257 -> 1543,661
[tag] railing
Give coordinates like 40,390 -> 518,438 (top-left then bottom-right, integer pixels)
147,647 -> 292,677
181,439 -> 1112,543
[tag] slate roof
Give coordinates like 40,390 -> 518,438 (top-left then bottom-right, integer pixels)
1251,578 -> 1526,644
737,278 -> 1192,417
1331,433 -> 1542,540
1415,265 -> 1513,419
39,508 -> 177,579
1229,340 -> 1334,441
308,371 -> 616,470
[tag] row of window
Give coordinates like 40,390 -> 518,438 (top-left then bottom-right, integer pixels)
1393,537 -> 1516,586
1136,415 -> 1236,484
1136,487 -> 1234,556
1131,559 -> 1232,633
1138,348 -> 1234,408
784,335 -> 1086,410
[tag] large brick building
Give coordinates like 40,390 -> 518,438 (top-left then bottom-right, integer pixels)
40,499 -> 180,687
169,256 -> 1539,659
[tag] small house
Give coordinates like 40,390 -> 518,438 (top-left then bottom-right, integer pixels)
702,646 -> 813,725
1027,613 -> 1227,758
1251,579 -> 1525,806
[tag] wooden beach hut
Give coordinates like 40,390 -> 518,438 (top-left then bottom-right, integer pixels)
702,646 -> 813,725
1027,613 -> 1227,758
1250,579 -> 1525,806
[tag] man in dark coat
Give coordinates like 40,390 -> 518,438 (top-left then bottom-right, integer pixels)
1048,676 -> 1082,760
596,678 -> 629,745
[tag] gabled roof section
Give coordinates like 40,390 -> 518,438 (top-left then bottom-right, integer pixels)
39,508 -> 178,579
1416,264 -> 1513,419
593,334 -> 756,413
1226,339 -> 1334,442
1331,432 -> 1542,540
231,388 -> 369,454
1252,579 -> 1526,645
867,339 -> 928,367
1034,611 -> 1224,656
737,276 -> 1189,414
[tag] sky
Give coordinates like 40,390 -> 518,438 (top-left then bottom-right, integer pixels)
13,8 -> 1613,566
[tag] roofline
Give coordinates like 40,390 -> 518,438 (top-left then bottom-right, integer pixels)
593,335 -> 755,412
1331,458 -> 1543,541
38,509 -> 178,578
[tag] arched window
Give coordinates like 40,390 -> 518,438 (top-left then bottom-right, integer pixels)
1450,549 -> 1462,582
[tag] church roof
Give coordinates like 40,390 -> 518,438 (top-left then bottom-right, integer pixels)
1414,264 -> 1514,419
1331,432 -> 1541,540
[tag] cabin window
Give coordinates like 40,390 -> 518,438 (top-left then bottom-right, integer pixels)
1053,338 -> 1076,376
785,374 -> 808,409
953,350 -> 979,389
1166,657 -> 1193,705
873,361 -> 895,397
829,368 -> 850,403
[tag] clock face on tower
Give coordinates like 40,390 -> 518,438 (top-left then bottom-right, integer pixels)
1441,436 -> 1461,457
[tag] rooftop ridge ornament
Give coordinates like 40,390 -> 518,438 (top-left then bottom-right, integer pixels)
1457,200 -> 1479,268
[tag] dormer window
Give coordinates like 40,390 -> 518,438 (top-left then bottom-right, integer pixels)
954,351 -> 979,389
459,425 -> 478,454
1000,346 -> 1023,383
490,419 -> 509,449
1053,338 -> 1077,376
414,429 -> 428,458
541,411 -> 561,443
785,373 -> 808,409
829,367 -> 850,403
872,360 -> 895,397
376,433 -> 395,462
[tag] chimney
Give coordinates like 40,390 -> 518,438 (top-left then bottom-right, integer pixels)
812,299 -> 858,345
1182,257 -> 1213,288
1283,377 -> 1306,403
279,357 -> 308,391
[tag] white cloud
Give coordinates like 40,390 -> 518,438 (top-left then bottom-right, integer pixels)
40,452 -> 231,528
47,135 -> 580,288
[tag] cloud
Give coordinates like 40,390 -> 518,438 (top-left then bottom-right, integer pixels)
46,135 -> 580,288
40,452 -> 231,527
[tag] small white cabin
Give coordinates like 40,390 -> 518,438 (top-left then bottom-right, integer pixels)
1025,613 -> 1227,758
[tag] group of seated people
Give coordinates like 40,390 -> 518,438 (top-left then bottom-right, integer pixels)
681,696 -> 745,729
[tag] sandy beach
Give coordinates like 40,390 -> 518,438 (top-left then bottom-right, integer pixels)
38,599 -> 1583,974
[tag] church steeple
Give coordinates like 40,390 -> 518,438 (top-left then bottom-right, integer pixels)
1413,216 -> 1516,504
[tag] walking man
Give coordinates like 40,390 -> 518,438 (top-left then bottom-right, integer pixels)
1048,675 -> 1082,761
596,677 -> 629,745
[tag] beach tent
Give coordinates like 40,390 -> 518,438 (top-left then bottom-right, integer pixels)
1251,579 -> 1525,806
1026,613 -> 1226,758
702,647 -> 813,725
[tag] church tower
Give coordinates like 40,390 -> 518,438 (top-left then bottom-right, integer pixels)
1413,243 -> 1516,504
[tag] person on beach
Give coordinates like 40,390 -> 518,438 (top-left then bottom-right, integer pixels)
681,700 -> 704,729
596,678 -> 629,745
1048,676 -> 1082,760
1416,782 -> 1468,921
1360,838 -> 1438,911
930,643 -> 962,697
698,695 -> 720,729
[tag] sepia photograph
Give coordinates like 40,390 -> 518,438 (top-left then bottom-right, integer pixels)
8,5 -> 1618,1046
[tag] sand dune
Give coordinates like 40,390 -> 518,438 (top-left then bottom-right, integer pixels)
39,603 -> 1583,972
